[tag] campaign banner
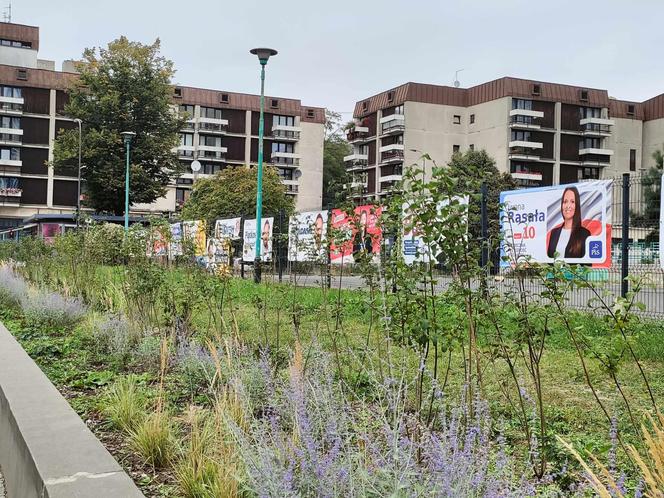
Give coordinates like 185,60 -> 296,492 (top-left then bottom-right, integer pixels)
402,196 -> 469,264
500,180 -> 612,267
42,223 -> 61,244
330,205 -> 382,265
243,217 -> 274,262
169,223 -> 183,258
215,217 -> 242,240
182,220 -> 207,257
151,227 -> 168,257
660,175 -> 664,269
288,210 -> 328,262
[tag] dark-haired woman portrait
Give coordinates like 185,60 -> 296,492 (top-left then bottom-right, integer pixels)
546,186 -> 591,259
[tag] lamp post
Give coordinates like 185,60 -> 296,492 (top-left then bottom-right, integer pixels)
249,47 -> 277,284
74,118 -> 82,228
121,131 -> 136,231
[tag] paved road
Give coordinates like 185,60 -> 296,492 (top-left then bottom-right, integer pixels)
258,272 -> 664,316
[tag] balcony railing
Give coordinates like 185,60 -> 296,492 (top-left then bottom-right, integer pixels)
0,186 -> 21,197
198,149 -> 226,160
272,156 -> 300,166
380,114 -> 405,135
509,108 -> 544,118
0,103 -> 22,115
380,150 -> 404,163
346,125 -> 370,143
0,158 -> 21,167
198,122 -> 228,134
272,125 -> 301,141
285,184 -> 299,194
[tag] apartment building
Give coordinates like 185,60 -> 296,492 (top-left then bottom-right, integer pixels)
346,78 -> 664,198
0,22 -> 325,229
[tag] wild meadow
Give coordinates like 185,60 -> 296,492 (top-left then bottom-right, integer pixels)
1,166 -> 663,497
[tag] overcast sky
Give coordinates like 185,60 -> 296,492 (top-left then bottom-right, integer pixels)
16,0 -> 664,118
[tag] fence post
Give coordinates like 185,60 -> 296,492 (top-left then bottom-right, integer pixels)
278,209 -> 284,283
480,182 -> 489,269
621,173 -> 630,298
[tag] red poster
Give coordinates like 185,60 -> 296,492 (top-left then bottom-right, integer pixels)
330,205 -> 382,264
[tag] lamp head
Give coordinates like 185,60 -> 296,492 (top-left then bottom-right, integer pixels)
250,47 -> 277,65
120,131 -> 136,145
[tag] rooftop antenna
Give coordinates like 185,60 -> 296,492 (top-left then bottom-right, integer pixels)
453,68 -> 464,88
3,2 -> 11,23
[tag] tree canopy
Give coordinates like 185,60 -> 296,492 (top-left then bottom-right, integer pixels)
53,37 -> 184,215
631,148 -> 663,241
322,110 -> 350,207
180,166 -> 294,229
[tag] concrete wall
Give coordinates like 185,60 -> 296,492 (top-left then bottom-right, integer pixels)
607,117 -> 643,177
0,321 -> 143,497
642,117 -> 664,169
468,97 -> 511,173
296,121 -> 324,211
0,46 -> 37,68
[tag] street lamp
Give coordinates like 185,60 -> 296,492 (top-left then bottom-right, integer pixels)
121,131 -> 136,231
249,47 -> 277,284
73,118 -> 83,228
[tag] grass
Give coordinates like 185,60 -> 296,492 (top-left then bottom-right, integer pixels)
2,260 -> 664,495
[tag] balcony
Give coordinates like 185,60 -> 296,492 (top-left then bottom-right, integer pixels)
509,117 -> 541,130
511,171 -> 543,182
198,121 -> 228,134
344,152 -> 368,171
0,95 -> 23,106
177,145 -> 195,159
379,143 -> 404,154
580,118 -> 613,137
0,159 -> 21,167
508,140 -> 543,150
380,174 -> 403,183
346,126 -> 370,144
579,147 -> 613,157
380,114 -> 405,135
271,151 -> 300,167
0,127 -> 22,137
198,116 -> 229,127
0,103 -> 22,116
272,125 -> 301,141
198,146 -> 227,161
285,184 -> 299,194
509,108 -> 544,119
182,119 -> 195,131
380,150 -> 404,164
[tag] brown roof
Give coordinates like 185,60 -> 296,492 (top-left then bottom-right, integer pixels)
609,99 -> 644,120
0,63 -> 75,90
354,77 -> 628,118
0,22 -> 39,51
642,93 -> 664,121
173,85 -> 326,123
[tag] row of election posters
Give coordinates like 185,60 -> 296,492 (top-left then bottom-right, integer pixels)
149,180 -> 617,269
500,180 -> 613,268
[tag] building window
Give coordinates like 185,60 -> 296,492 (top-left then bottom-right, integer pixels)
202,163 -> 222,175
469,144 -> 474,151
580,89 -> 589,101
306,109 -> 315,118
580,167 -> 599,180
630,149 -> 636,171
273,115 -> 295,127
512,99 -> 533,110
174,87 -> 182,98
16,69 -> 27,81
627,104 -> 635,116
511,130 -> 531,142
175,187 -> 191,206
0,116 -> 20,129
580,107 -> 601,119
178,104 -> 194,117
200,107 -> 222,120
362,101 -> 368,112
453,115 -> 461,125
469,114 -> 475,124
199,135 -> 222,147
452,145 -> 460,154
278,167 -> 293,180
532,84 -> 541,96
272,142 -> 294,154
394,104 -> 404,115
0,147 -> 20,160
0,86 -> 21,98
270,99 -> 279,109
219,93 -> 229,104
387,90 -> 394,103
580,137 -> 601,149
180,133 -> 193,146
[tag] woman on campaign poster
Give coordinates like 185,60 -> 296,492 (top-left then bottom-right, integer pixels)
546,186 -> 591,259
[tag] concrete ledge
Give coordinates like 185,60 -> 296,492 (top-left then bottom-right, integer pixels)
0,321 -> 144,498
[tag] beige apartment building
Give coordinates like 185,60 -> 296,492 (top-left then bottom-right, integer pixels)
346,79 -> 664,198
0,22 -> 325,229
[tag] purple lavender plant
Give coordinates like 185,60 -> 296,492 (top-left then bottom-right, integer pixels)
21,290 -> 86,329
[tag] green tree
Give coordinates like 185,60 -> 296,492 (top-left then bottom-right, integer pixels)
632,148 -> 663,241
446,149 -> 518,266
53,37 -> 184,215
181,166 -> 294,229
322,110 -> 350,208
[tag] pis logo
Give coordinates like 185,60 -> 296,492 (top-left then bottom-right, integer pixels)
589,241 -> 603,259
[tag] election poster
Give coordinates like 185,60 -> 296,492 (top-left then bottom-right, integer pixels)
182,220 -> 207,257
288,210 -> 328,262
151,227 -> 168,257
215,218 -> 242,240
330,205 -> 382,265
660,174 -> 664,269
500,180 -> 612,267
243,217 -> 274,262
402,196 -> 469,264
169,223 -> 183,258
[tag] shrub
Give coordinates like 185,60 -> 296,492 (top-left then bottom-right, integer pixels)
102,375 -> 148,433
130,410 -> 175,469
0,264 -> 29,309
21,290 -> 86,329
